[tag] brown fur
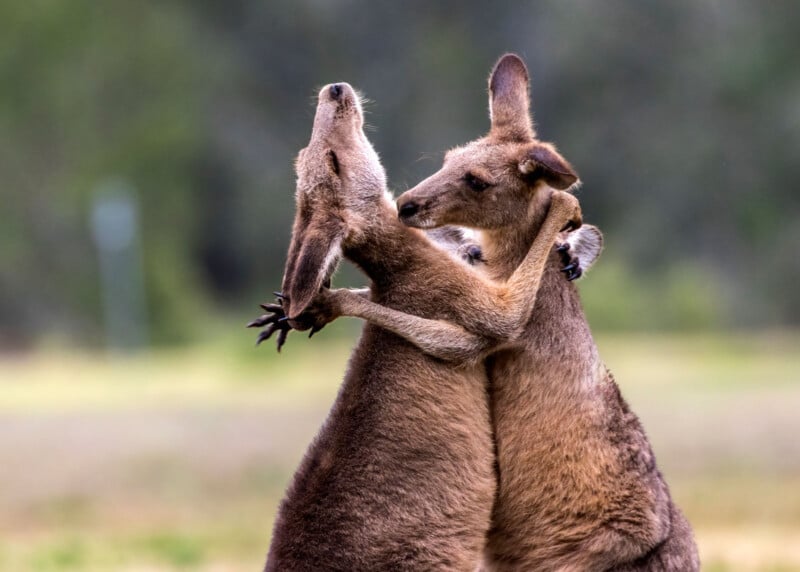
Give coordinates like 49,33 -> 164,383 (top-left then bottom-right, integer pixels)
263,82 -> 581,570
393,54 -> 700,571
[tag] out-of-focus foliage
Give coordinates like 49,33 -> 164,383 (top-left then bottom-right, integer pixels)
1,0 -> 798,348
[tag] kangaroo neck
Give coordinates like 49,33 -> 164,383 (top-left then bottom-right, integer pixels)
479,190 -> 550,282
343,201 -> 430,291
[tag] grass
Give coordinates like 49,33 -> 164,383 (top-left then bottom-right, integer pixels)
0,329 -> 799,571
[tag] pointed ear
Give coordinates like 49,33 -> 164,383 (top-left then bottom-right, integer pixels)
281,211 -> 345,319
489,53 -> 534,140
519,144 -> 579,190
566,224 -> 603,273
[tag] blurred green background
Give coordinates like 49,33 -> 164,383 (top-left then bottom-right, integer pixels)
1,1 -> 798,571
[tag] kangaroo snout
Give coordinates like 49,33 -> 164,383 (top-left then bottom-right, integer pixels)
321,82 -> 355,104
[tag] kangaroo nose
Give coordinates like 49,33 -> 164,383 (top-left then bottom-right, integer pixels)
398,201 -> 419,219
329,84 -> 343,100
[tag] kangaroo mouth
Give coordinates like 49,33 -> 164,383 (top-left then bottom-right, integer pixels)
400,214 -> 436,229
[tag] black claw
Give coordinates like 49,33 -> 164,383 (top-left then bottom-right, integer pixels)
247,313 -> 280,328
308,324 -> 322,338
278,316 -> 289,323
273,291 -> 288,300
568,268 -> 583,281
256,323 -> 278,345
562,262 -> 578,273
260,303 -> 283,312
276,328 -> 289,352
557,242 -> 570,253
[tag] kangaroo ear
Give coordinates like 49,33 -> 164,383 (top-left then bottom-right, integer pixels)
489,53 -> 534,140
566,224 -> 604,273
281,212 -> 345,319
519,145 -> 579,190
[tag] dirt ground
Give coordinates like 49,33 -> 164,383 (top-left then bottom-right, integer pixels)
0,332 -> 798,571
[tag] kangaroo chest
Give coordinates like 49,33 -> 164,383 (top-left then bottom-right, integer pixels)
486,324 -> 667,570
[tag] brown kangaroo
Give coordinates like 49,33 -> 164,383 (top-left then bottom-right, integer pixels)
257,81 -> 582,570
391,54 -> 700,571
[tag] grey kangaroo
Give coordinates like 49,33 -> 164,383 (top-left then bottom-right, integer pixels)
266,55 -> 700,571
256,81 -> 582,570
395,56 -> 699,570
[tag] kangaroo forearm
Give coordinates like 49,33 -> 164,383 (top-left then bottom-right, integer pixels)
500,210 -> 567,332
488,202 -> 569,341
337,292 -> 493,363
444,206 -> 567,341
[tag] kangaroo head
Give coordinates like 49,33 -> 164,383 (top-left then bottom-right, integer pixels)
396,54 -> 579,230
282,83 -> 388,320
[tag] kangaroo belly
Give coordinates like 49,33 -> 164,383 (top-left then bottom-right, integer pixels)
267,325 -> 495,571
485,349 -> 671,572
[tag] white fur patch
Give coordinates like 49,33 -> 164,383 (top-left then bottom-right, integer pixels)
319,233 -> 344,286
566,224 -> 604,273
383,189 -> 397,212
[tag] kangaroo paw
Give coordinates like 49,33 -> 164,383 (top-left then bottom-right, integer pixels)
556,241 -> 584,281
249,299 -> 293,351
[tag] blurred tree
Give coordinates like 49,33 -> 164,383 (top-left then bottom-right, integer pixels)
0,0 -> 798,347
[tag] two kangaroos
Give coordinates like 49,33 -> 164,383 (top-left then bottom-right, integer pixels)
257,55 -> 699,570
261,78 -> 581,571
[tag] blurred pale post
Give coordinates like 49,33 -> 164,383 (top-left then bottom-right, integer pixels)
90,180 -> 148,352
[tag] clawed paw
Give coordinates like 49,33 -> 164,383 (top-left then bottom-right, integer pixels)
556,242 -> 583,281
247,294 -> 293,352
248,289 -> 333,352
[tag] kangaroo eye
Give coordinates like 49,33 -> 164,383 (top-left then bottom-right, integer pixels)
464,173 -> 490,192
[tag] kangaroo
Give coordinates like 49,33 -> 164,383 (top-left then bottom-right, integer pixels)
257,81 -> 582,571
391,55 -> 700,571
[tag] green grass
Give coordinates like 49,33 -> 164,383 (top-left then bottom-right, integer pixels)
0,330 -> 799,570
